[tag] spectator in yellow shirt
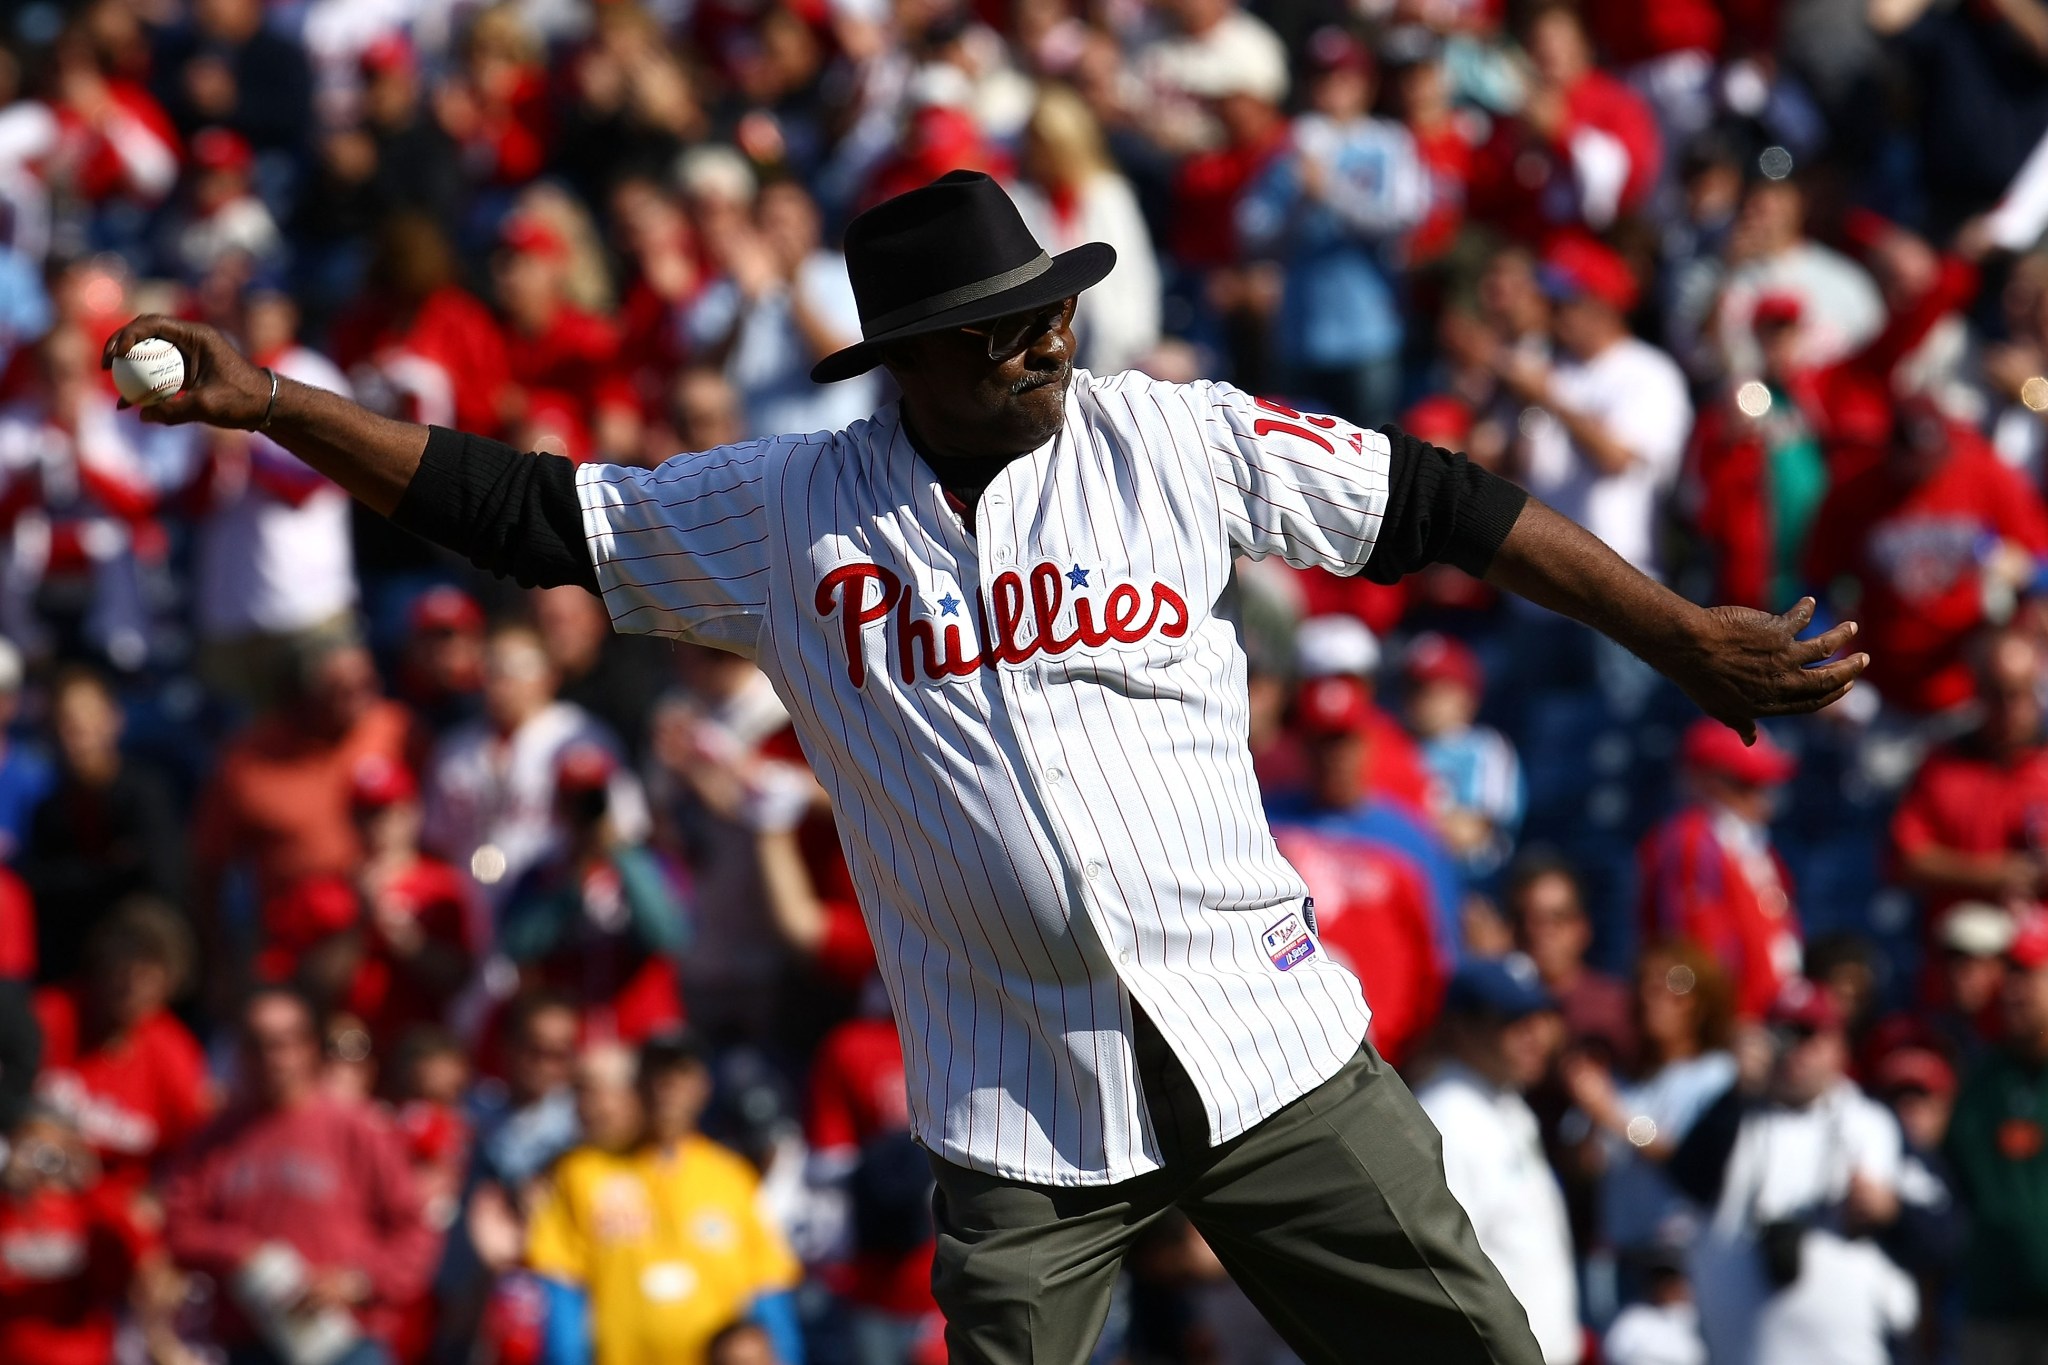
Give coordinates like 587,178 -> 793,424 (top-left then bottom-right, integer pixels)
526,1032 -> 804,1365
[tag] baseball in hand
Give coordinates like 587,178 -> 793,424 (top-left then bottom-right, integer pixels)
111,338 -> 185,406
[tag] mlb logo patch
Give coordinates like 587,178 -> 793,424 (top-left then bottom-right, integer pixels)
1263,911 -> 1316,972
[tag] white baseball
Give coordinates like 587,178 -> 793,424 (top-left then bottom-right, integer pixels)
111,338 -> 185,406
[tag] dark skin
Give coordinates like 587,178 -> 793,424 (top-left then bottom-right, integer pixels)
103,304 -> 1865,739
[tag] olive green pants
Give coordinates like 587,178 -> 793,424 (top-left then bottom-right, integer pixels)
929,1022 -> 1545,1365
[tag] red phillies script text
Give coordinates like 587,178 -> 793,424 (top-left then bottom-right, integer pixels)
815,561 -> 1191,688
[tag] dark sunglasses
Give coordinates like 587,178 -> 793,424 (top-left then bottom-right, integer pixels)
959,300 -> 1069,362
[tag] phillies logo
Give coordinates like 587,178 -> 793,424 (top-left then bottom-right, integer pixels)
815,560 -> 1190,688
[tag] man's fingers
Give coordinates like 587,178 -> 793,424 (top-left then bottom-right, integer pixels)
1762,680 -> 1857,717
1788,653 -> 1870,696
1795,619 -> 1858,663
1779,596 -> 1817,635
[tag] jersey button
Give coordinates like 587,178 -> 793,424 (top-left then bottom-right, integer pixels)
989,492 -> 1007,506
997,546 -> 1014,564
1046,767 -> 1064,785
1085,861 -> 1103,881
1118,951 -> 1130,966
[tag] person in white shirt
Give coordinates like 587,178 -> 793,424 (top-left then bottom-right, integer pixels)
1133,0 -> 1289,152
423,623 -> 649,922
1499,236 -> 1693,581
1708,176 -> 1885,381
191,290 -> 358,711
1418,955 -> 1585,1365
1670,980 -> 1916,1365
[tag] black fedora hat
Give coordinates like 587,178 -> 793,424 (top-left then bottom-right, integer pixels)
810,170 -> 1116,384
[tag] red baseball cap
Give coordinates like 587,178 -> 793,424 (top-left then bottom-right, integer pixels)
1405,632 -> 1483,696
361,32 -> 416,77
1294,675 -> 1374,738
1540,235 -> 1639,313
1768,978 -> 1843,1034
350,754 -> 417,810
2010,910 -> 2048,971
1874,1045 -> 1957,1099
1306,26 -> 1373,75
409,585 -> 485,636
499,215 -> 569,260
191,127 -> 254,175
1682,718 -> 1796,787
1753,292 -> 1804,330
555,743 -> 617,795
1400,395 -> 1474,449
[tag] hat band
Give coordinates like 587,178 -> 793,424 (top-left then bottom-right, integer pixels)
862,251 -> 1053,337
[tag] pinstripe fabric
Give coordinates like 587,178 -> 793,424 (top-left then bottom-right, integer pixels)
576,370 -> 1389,1185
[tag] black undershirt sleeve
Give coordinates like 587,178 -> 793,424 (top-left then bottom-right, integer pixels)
390,427 -> 600,593
385,420 -> 1528,599
1360,425 -> 1530,585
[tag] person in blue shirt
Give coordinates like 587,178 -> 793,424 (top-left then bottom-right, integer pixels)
0,639 -> 54,864
1238,26 -> 1429,427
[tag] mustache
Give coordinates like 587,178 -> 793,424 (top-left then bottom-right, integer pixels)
1010,361 -> 1069,395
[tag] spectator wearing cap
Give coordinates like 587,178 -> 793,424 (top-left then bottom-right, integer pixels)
1600,1243 -> 1706,1365
1237,25 -> 1428,428
499,744 -> 689,1046
1892,629 -> 2048,916
1915,903 -> 2019,1064
187,288 -> 359,714
1870,1043 -> 1964,1331
1705,174 -> 1886,384
1639,720 -> 1803,1020
1416,956 -> 1583,1365
422,623 -> 650,911
192,638 -> 415,989
1670,980 -> 1914,1365
166,126 -> 282,279
325,755 -> 478,1055
1498,234 -> 1693,588
493,212 -> 635,445
31,898 -> 213,1192
1404,632 -> 1523,875
525,1032 -> 804,1365
686,179 -> 877,443
1267,700 -> 1447,1062
1261,613 -> 1437,817
1809,409 -> 2048,715
162,985 -> 440,1365
1946,913 -> 2048,1364
19,666 -> 181,981
396,586 -> 486,734
1264,667 -> 1463,965
1133,0 -> 1290,155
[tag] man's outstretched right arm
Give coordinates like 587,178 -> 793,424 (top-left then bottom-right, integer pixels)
103,316 -> 598,591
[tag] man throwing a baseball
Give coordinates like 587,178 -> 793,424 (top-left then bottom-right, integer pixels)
107,172 -> 1864,1365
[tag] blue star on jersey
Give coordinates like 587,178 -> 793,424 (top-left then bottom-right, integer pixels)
1066,565 -> 1090,588
938,592 -> 961,616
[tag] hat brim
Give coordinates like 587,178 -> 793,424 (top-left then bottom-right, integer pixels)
809,241 -> 1116,385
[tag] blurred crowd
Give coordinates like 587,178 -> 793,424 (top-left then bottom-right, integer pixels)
4,0 -> 2048,1362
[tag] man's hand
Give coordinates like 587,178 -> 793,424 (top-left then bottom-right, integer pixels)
102,316 -> 273,429
1651,597 -> 1866,743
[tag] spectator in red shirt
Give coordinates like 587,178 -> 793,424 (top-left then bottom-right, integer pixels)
1639,720 -> 1804,1020
1892,628 -> 2048,922
1471,3 -> 1661,234
329,214 -> 513,436
394,586 -> 486,738
193,638 -> 416,984
436,6 -> 551,189
1384,26 -> 1471,266
33,899 -> 212,1192
492,214 -> 634,444
1807,398 -> 2048,714
270,757 -> 478,1056
0,1106 -> 170,1365
808,991 -> 941,1359
161,986 -> 440,1364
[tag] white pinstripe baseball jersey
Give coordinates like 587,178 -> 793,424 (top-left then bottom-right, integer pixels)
577,368 -> 1390,1185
